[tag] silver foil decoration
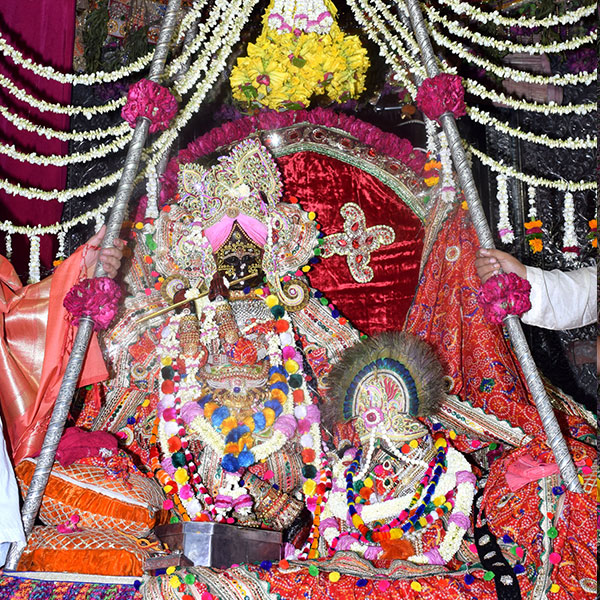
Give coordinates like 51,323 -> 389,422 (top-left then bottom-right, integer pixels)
404,0 -> 582,493
5,0 -> 184,570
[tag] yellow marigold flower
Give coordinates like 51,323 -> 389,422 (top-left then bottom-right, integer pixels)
174,468 -> 189,485
303,479 -> 317,495
524,220 -> 542,229
529,238 -> 543,253
424,176 -> 440,187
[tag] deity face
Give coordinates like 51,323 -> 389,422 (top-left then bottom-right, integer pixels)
214,223 -> 264,290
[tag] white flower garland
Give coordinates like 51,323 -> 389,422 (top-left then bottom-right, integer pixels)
496,174 -> 514,244
0,106 -> 130,142
0,132 -> 132,167
424,5 -> 597,55
268,0 -> 334,34
27,234 -> 41,283
430,27 -> 595,87
435,0 -> 596,28
527,185 -> 538,221
463,78 -> 596,115
5,234 -> 12,260
0,72 -> 125,118
467,144 -> 596,192
562,191 -> 579,261
438,130 -> 457,205
466,106 -> 596,151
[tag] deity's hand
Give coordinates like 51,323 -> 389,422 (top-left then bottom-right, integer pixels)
84,225 -> 127,279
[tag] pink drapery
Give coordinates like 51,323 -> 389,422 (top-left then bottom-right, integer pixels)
203,214 -> 268,251
0,2 -> 76,278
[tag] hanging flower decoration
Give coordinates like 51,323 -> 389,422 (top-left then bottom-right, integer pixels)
524,220 -> 543,253
121,79 -> 178,134
64,278 -> 122,331
478,272 -> 531,325
415,74 -> 466,123
588,219 -> 597,248
230,0 -> 369,110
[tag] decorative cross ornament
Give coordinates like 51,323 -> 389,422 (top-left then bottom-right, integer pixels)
321,203 -> 395,283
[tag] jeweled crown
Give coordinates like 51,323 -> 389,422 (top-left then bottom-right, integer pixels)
178,138 -> 284,228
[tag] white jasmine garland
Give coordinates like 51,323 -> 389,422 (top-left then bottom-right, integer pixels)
463,79 -> 596,116
0,132 -> 132,167
467,106 -> 596,151
496,174 -> 514,244
424,117 -> 438,155
527,185 -> 538,221
27,234 -> 41,283
435,0 -> 596,28
562,192 -> 579,261
5,234 -> 11,260
424,5 -> 597,55
438,130 -> 457,205
430,27 -> 595,87
467,145 -> 595,192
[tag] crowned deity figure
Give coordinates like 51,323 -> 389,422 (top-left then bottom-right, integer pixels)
90,139 -> 361,545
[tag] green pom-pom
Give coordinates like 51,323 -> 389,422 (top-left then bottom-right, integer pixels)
483,571 -> 495,581
169,515 -> 180,524
271,305 -> 285,318
302,465 -> 317,479
308,564 -> 319,576
171,450 -> 186,468
184,574 -> 196,585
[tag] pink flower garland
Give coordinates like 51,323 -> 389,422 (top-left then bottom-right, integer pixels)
478,272 -> 532,325
155,108 -> 428,209
63,277 -> 122,331
121,79 -> 178,134
416,74 -> 466,123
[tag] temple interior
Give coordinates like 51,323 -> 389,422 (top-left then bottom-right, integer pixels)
0,1 -> 596,599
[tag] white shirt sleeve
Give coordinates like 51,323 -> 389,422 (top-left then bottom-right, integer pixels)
0,419 -> 26,566
522,264 -> 597,330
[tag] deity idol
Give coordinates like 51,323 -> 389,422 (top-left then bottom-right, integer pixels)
318,331 -> 476,565
92,138 -> 361,541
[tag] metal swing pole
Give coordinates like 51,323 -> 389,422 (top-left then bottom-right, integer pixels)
403,0 -> 582,493
5,0 -> 183,570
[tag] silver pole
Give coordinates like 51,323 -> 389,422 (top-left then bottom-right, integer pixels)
404,0 -> 582,493
5,0 -> 183,570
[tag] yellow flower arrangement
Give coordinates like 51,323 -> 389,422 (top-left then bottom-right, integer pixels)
230,0 -> 369,110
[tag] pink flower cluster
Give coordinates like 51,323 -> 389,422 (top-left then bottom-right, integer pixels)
121,79 -> 178,134
158,107 -> 428,206
416,74 -> 466,123
63,277 -> 122,331
478,272 -> 532,325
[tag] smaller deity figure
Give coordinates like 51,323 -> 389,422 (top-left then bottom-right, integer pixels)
319,331 -> 476,564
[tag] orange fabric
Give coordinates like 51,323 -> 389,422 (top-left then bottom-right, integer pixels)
17,526 -> 148,576
0,248 -> 108,464
16,459 -> 169,537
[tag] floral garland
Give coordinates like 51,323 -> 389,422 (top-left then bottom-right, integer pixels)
496,174 -> 514,244
466,106 -> 596,151
416,74 -> 466,123
587,219 -> 597,248
561,192 -> 579,261
478,272 -> 532,325
424,5 -> 596,55
0,132 -> 132,167
463,78 -> 596,116
267,0 -> 334,34
0,106 -> 130,142
467,145 -> 596,192
320,440 -> 475,565
121,79 -> 178,134
523,185 -> 544,254
438,130 -> 457,205
0,72 -> 125,117
431,27 -> 595,87
436,0 -> 596,28
63,277 -> 122,331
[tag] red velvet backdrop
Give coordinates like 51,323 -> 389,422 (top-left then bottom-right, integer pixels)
277,152 -> 424,335
0,2 -> 76,278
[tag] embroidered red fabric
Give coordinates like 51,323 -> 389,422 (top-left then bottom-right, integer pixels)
277,152 -> 424,335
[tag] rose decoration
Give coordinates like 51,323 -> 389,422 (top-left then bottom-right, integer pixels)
64,277 -> 122,331
416,74 -> 466,123
121,79 -> 178,133
477,272 -> 531,325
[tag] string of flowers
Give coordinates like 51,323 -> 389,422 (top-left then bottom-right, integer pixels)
524,185 -> 543,254
496,174 -> 514,244
0,132 -> 132,167
0,72 -> 126,118
430,27 -> 595,87
0,106 -> 130,142
463,78 -> 596,116
435,0 -> 596,28
5,234 -> 11,260
467,144 -> 596,192
27,234 -> 41,283
424,5 -> 596,55
438,130 -> 457,205
466,106 -> 596,151
345,0 -> 422,96
561,192 -> 579,261
587,219 -> 597,248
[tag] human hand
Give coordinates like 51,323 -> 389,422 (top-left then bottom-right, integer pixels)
84,225 -> 126,279
475,248 -> 527,283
